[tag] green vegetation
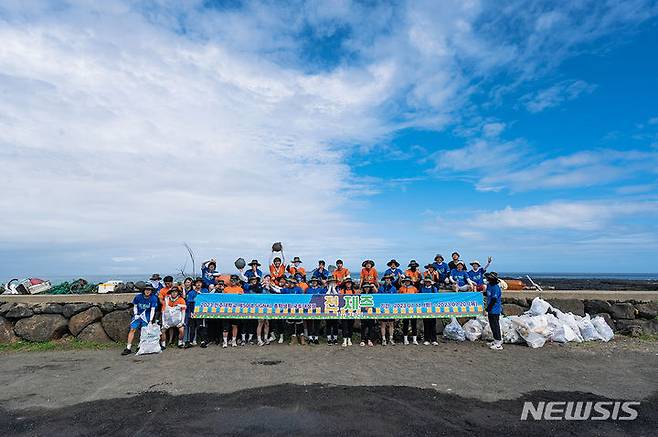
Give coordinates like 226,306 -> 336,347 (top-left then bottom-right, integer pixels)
0,338 -> 118,353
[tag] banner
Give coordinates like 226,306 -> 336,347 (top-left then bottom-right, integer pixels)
193,292 -> 483,319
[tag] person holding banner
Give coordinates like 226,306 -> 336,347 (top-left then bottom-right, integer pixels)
325,276 -> 340,345
399,276 -> 419,345
305,277 -> 326,344
340,277 -> 357,346
419,277 -> 439,345
222,275 -> 244,348
359,282 -> 376,347
283,277 -> 306,345
244,275 -> 265,346
378,274 -> 397,346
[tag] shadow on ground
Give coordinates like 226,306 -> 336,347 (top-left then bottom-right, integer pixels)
1,384 -> 656,436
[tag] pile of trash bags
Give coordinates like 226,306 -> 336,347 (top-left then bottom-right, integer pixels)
443,297 -> 614,348
49,279 -> 98,294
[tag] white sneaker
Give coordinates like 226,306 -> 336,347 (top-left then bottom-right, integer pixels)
423,341 -> 430,346
486,341 -> 495,347
382,339 -> 387,346
342,339 -> 348,347
389,338 -> 395,345
231,339 -> 237,347
412,337 -> 419,345
404,337 -> 409,345
489,343 -> 503,350
222,341 -> 228,348
278,336 -> 284,344
191,341 -> 197,346
347,338 -> 352,346
360,341 -> 366,347
431,341 -> 439,346
269,334 -> 277,342
258,340 -> 265,346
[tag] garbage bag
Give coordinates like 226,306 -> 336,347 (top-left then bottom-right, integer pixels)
443,317 -> 466,342
554,310 -> 583,342
550,324 -> 578,343
591,316 -> 614,342
477,315 -> 493,341
501,316 -> 523,344
523,332 -> 547,349
463,319 -> 483,342
511,316 -> 549,348
162,307 -> 184,329
528,297 -> 552,316
136,323 -> 162,355
577,315 -> 603,341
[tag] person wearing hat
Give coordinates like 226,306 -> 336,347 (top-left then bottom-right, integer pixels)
149,273 -> 164,291
448,252 -> 461,271
239,259 -> 263,283
423,264 -> 439,286
378,274 -> 397,345
324,276 -> 340,345
286,256 -> 306,277
485,272 -> 503,350
332,259 -> 350,283
398,276 -> 419,345
122,282 -> 158,355
405,260 -> 422,289
432,255 -> 451,289
468,256 -> 493,292
383,259 -> 404,287
419,277 -> 439,346
201,259 -> 218,288
283,278 -> 306,345
184,278 -> 208,348
294,272 -> 309,292
221,275 -> 244,347
359,283 -> 376,347
450,261 -> 475,292
305,277 -> 326,344
311,260 -> 330,282
359,260 -> 378,288
161,286 -> 187,349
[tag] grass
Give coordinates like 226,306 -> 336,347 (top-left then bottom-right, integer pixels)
0,337 -> 119,353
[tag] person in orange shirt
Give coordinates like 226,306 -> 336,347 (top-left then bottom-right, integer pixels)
424,264 -> 440,286
161,286 -> 186,349
405,260 -> 422,289
332,259 -> 350,283
157,275 -> 175,307
359,260 -> 378,288
222,275 -> 244,347
269,254 -> 286,280
340,277 -> 358,346
398,276 -> 419,345
286,256 -> 306,277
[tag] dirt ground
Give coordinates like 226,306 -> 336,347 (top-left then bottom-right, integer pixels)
1,337 -> 656,436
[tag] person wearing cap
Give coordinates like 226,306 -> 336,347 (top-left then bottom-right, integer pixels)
468,256 -> 493,292
432,255 -> 451,289
311,260 -> 330,282
339,277 -> 358,346
383,259 -> 404,286
201,259 -> 218,288
122,282 -> 158,355
419,277 -> 439,346
405,260 -> 422,289
324,276 -> 340,345
332,259 -> 350,283
450,260 -> 475,292
359,283 -> 376,347
448,252 -> 461,271
398,276 -> 419,345
359,260 -> 378,288
305,277 -> 326,344
378,274 -> 397,345
222,275 -> 244,347
485,272 -> 503,350
161,286 -> 187,349
283,278 -> 306,345
286,256 -> 306,277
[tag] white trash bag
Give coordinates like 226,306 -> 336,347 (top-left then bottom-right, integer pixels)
554,309 -> 583,342
528,297 -> 552,316
511,316 -> 549,348
443,317 -> 466,342
523,332 -> 548,349
501,316 -> 523,344
578,315 -> 604,341
463,319 -> 483,342
136,323 -> 162,355
550,323 -> 578,343
591,316 -> 614,342
476,315 -> 493,341
162,307 -> 184,329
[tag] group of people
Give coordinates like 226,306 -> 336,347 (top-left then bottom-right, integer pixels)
122,250 -> 505,355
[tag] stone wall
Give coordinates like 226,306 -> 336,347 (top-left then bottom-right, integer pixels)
0,297 -> 657,344
0,302 -> 134,344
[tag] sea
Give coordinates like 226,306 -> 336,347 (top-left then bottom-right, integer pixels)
3,272 -> 658,285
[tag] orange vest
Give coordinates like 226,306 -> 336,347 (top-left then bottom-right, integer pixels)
399,285 -> 418,294
405,269 -> 421,282
270,264 -> 286,279
360,268 -> 378,284
333,268 -> 350,282
287,265 -> 306,276
223,285 -> 244,294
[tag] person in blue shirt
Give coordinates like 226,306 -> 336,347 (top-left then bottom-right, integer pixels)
383,259 -> 404,287
311,260 -> 330,282
450,261 -> 475,292
242,275 -> 263,345
467,257 -> 493,292
432,254 -> 451,289
419,277 -> 439,346
378,274 -> 397,345
122,282 -> 158,355
184,278 -> 208,349
283,278 -> 305,345
485,271 -> 503,350
240,259 -> 263,281
305,277 -> 326,344
201,259 -> 218,288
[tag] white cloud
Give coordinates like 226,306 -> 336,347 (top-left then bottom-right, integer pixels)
522,79 -> 597,113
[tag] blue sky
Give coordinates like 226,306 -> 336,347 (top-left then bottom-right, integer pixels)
1,0 -> 658,279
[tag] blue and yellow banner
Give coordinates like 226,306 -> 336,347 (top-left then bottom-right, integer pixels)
193,292 -> 483,319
